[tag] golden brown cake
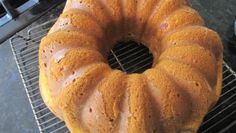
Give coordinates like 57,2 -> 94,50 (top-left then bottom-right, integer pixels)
39,0 -> 223,132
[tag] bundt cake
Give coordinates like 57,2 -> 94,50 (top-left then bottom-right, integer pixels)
39,0 -> 223,132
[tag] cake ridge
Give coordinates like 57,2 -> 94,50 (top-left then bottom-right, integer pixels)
161,25 -> 223,59
159,45 -> 217,86
155,64 -> 215,132
136,0 -> 160,40
157,5 -> 204,38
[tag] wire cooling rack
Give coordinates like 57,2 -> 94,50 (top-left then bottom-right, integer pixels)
10,19 -> 236,133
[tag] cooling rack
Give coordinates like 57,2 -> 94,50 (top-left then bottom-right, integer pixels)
10,19 -> 236,133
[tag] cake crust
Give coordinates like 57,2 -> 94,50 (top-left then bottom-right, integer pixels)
39,0 -> 223,132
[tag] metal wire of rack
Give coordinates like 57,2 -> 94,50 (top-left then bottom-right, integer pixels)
10,19 -> 236,133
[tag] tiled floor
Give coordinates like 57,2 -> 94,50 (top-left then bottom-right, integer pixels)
0,3 -> 63,133
0,40 -> 38,133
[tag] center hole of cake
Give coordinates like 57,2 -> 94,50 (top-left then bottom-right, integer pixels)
107,40 -> 153,74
